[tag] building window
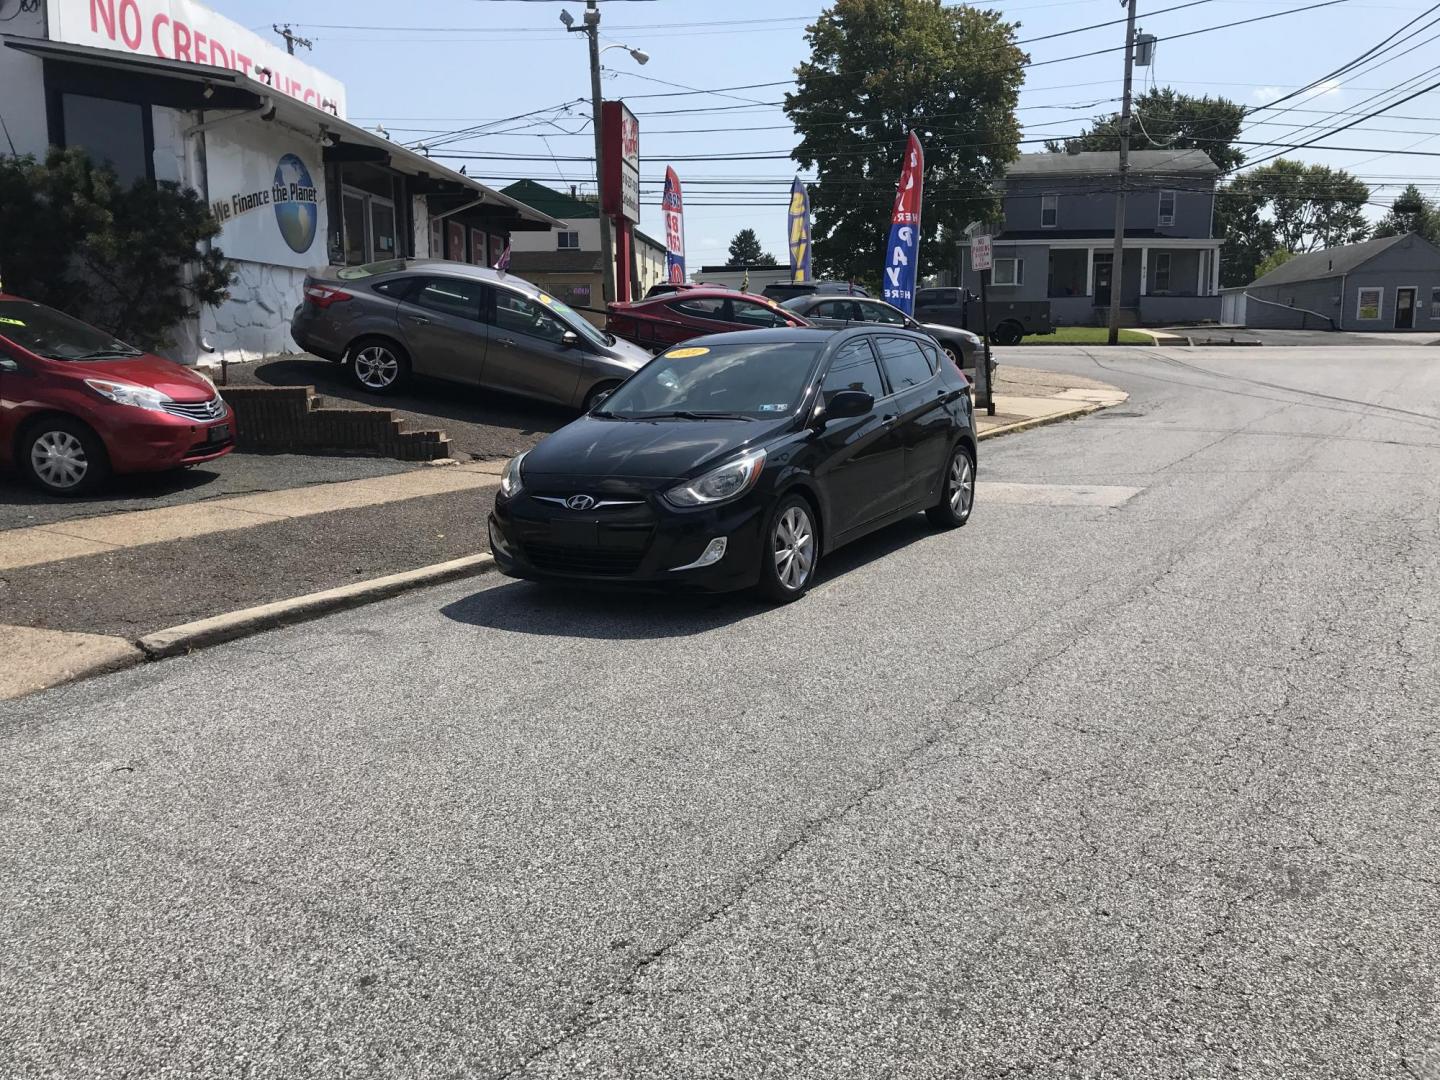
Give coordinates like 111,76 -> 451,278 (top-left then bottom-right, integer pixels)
557,231 -> 580,249
470,227 -> 488,266
341,187 -> 396,264
429,218 -> 444,259
1356,287 -> 1383,320
1431,287 -> 1440,318
61,93 -> 150,187
1041,194 -> 1058,229
1158,190 -> 1177,227
1154,252 -> 1172,293
991,258 -> 1024,287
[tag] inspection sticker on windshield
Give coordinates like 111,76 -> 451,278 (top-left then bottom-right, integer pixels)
0,317 -> 24,326
668,347 -> 710,359
537,294 -> 554,305
759,403 -> 788,412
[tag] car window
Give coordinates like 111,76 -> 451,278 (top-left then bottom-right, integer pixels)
493,289 -> 571,345
821,339 -> 886,405
859,301 -> 907,326
410,277 -> 483,321
601,341 -> 823,420
728,300 -> 790,328
372,278 -> 414,299
813,300 -> 857,321
670,296 -> 731,321
875,336 -> 934,391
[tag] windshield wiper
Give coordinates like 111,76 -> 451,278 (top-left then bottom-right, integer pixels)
635,410 -> 755,421
68,347 -> 143,360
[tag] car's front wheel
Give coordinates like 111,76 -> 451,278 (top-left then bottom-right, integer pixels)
348,338 -> 410,394
20,416 -> 111,496
758,494 -> 819,603
927,443 -> 975,528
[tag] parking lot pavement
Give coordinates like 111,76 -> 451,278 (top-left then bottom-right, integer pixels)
0,452 -> 413,532
223,354 -> 575,459
1159,326 -> 1440,347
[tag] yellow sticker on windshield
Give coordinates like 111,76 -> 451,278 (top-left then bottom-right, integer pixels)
667,346 -> 710,359
0,317 -> 25,326
537,293 -> 554,305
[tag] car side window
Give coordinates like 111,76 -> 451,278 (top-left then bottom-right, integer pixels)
875,336 -> 934,391
670,296 -> 731,322
372,278 -> 415,299
410,277 -> 484,321
730,300 -> 790,328
811,300 -> 845,319
492,289 -> 570,345
860,301 -> 907,326
821,339 -> 887,405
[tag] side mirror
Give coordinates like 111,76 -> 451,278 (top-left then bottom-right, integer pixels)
819,389 -> 874,423
0,357 -> 20,374
561,330 -> 580,349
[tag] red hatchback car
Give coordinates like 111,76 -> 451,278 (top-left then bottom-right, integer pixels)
606,288 -> 811,351
0,295 -> 234,495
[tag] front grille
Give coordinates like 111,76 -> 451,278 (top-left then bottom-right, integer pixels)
524,543 -> 644,577
163,396 -> 227,422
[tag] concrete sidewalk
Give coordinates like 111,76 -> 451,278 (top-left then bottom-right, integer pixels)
1,366 -> 1124,700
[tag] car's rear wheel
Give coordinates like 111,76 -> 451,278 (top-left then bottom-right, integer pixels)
927,443 -> 975,528
20,416 -> 111,496
990,320 -> 1024,347
349,338 -> 410,394
757,494 -> 818,603
582,380 -> 621,413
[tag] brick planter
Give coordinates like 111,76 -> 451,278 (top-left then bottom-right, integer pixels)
221,386 -> 450,461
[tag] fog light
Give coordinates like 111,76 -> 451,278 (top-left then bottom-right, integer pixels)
669,536 -> 727,572
488,520 -> 512,557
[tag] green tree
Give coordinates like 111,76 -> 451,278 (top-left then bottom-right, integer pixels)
1048,88 -> 1248,172
1221,159 -> 1371,285
1373,183 -> 1440,245
0,147 -> 233,349
1253,248 -> 1295,280
785,0 -> 1027,280
726,228 -> 778,266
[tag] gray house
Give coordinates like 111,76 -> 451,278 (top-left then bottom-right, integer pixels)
1220,232 -> 1440,332
958,150 -> 1223,327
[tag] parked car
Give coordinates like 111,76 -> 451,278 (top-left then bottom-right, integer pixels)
0,295 -> 234,496
291,259 -> 652,410
914,287 -> 1053,346
489,325 -> 977,602
780,294 -> 985,372
605,288 -> 811,352
643,282 -> 703,298
762,281 -> 870,303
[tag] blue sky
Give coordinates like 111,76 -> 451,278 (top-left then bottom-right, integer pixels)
216,0 -> 1440,266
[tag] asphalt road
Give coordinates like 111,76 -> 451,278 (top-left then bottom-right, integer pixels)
4,345 -> 1439,1079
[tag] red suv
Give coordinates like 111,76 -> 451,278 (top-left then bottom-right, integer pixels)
0,295 -> 234,495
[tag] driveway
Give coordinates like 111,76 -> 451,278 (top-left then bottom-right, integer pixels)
1160,325 -> 1440,347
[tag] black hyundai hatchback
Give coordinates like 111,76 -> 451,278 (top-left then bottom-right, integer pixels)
488,326 -> 977,602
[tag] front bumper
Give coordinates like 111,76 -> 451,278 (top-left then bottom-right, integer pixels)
489,489 -> 767,592
98,408 -> 237,472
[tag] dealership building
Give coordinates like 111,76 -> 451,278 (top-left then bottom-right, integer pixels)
0,0 -> 561,364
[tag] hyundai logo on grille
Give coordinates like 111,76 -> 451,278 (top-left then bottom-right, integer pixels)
565,494 -> 596,511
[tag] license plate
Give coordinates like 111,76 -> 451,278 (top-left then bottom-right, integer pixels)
550,519 -> 598,547
208,424 -> 231,443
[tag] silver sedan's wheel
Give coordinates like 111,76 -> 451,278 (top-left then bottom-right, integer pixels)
351,343 -> 406,392
30,430 -> 90,490
772,504 -> 816,593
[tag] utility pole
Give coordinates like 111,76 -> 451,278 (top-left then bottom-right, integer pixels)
272,24 -> 312,56
1107,0 -> 1139,345
567,1 -> 616,304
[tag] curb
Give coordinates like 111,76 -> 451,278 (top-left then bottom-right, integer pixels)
137,554 -> 497,659
978,403 -> 1102,441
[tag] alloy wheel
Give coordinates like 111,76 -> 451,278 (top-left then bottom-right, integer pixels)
30,430 -> 89,490
772,504 -> 815,592
354,346 -> 399,389
949,451 -> 974,518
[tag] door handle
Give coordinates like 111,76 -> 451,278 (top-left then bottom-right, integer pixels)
407,315 -> 431,325
881,414 -> 897,427
497,337 -> 518,347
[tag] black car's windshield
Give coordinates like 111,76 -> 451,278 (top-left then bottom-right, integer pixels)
0,300 -> 142,361
601,341 -> 823,420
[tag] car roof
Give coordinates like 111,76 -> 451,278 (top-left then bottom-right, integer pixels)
350,259 -> 542,293
633,286 -> 772,305
678,327 -> 840,346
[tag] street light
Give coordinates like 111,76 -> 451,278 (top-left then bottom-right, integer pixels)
562,1 -> 648,304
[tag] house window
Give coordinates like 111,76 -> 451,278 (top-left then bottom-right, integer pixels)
557,231 -> 580,249
1154,252 -> 1172,293
991,258 -> 1024,287
1158,190 -> 1177,227
1431,287 -> 1440,318
1041,194 -> 1058,229
1356,287 -> 1383,320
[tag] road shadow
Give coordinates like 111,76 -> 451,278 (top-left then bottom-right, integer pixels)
440,514 -> 940,640
231,356 -> 574,452
0,465 -> 223,522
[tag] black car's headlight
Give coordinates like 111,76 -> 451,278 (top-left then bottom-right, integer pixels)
500,450 -> 527,498
664,447 -> 767,508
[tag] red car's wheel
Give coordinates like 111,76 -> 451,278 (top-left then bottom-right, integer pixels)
19,416 -> 111,496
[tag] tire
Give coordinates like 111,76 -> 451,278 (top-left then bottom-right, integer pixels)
582,380 -> 621,413
990,321 -> 1024,347
348,338 -> 410,394
926,443 -> 975,529
757,493 -> 819,603
19,416 -> 111,496
941,344 -> 964,371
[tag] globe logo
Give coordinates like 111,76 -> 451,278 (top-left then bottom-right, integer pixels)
273,153 -> 318,254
